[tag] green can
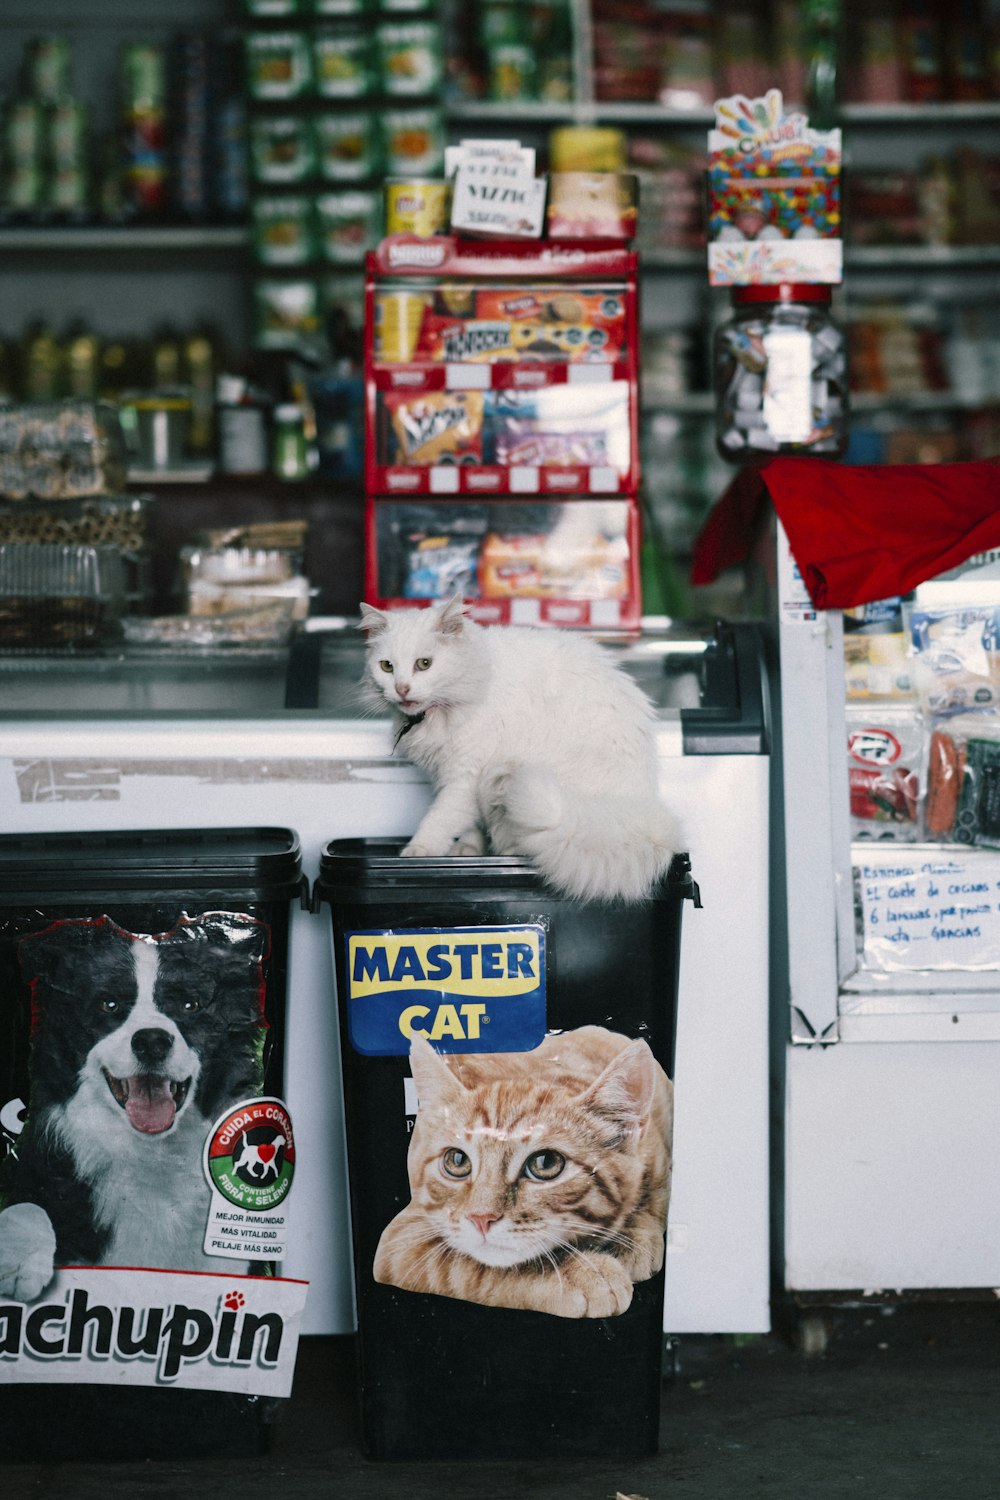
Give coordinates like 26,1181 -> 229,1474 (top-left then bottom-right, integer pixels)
316,189 -> 380,263
254,279 -> 322,351
48,99 -> 88,169
245,31 -> 313,100
313,0 -> 372,13
4,161 -> 44,214
250,116 -> 315,184
252,195 -> 316,266
488,43 -> 536,100
376,20 -> 443,96
271,403 -> 310,481
121,42 -> 166,111
23,36 -> 73,105
243,0 -> 305,14
313,27 -> 372,98
315,112 -> 378,181
4,99 -> 44,165
381,106 -> 444,177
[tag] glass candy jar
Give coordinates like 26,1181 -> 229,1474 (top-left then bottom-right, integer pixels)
713,283 -> 848,462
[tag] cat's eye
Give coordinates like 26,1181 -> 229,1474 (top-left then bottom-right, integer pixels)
415,657 -> 432,671
441,1148 -> 471,1178
378,659 -> 393,673
523,1150 -> 565,1182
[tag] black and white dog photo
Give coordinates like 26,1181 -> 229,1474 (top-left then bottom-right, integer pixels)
0,911 -> 271,1303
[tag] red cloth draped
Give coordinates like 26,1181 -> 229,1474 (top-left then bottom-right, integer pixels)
690,456 -> 1000,609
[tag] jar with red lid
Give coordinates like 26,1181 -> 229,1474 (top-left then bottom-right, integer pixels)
713,282 -> 848,462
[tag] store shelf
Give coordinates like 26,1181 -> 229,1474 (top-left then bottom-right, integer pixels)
845,244 -> 1000,270
446,101 -> 714,127
0,225 -> 249,253
448,100 -> 1000,133
840,102 -> 1000,126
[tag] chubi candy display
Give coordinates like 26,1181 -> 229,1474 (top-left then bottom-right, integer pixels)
706,88 -> 842,287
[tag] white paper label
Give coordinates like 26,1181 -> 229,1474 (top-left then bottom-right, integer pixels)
762,326 -> 812,441
856,847 -> 1000,971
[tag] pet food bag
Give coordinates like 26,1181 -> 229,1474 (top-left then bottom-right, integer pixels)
314,837 -> 699,1462
0,827 -> 308,1462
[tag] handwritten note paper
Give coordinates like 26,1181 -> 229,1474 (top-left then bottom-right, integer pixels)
855,846 -> 1000,972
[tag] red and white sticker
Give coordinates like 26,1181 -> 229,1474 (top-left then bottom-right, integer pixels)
202,1097 -> 295,1262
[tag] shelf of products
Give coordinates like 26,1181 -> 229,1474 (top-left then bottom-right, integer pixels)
363,234 -> 643,630
0,0 -> 997,632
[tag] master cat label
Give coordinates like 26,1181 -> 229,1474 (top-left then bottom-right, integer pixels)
344,923 -> 547,1055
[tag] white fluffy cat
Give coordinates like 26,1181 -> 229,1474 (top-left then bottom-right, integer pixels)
359,595 -> 681,904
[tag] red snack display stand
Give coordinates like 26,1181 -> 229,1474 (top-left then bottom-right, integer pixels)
363,234 -> 643,631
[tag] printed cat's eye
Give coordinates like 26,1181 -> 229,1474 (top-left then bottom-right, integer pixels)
523,1150 -> 566,1181
378,660 -> 393,673
415,657 -> 432,671
441,1147 -> 471,1178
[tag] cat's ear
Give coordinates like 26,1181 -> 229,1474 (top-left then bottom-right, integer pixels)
409,1032 -> 465,1109
435,593 -> 467,639
358,602 -> 389,637
582,1039 -> 657,1135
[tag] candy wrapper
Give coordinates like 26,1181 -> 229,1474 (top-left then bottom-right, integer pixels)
706,88 -> 842,286
846,704 -> 922,841
412,286 -> 627,365
843,597 -> 915,701
383,390 -> 485,466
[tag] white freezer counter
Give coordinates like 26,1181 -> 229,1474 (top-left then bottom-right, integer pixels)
0,621 -> 771,1336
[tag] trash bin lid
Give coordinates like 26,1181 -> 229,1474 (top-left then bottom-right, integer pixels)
314,836 -> 697,906
0,826 -> 303,901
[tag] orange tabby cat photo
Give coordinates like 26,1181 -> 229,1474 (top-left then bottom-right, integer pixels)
373,1025 -> 673,1319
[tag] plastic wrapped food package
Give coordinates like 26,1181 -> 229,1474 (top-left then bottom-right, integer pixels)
0,542 -> 126,648
0,402 -> 129,501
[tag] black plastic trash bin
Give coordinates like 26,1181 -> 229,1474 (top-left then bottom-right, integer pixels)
0,827 -> 306,1462
314,836 -> 699,1463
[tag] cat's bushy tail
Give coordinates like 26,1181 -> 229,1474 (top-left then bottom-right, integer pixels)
482,764 -> 680,905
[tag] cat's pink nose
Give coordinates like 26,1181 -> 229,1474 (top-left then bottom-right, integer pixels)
396,682 -> 410,699
468,1212 -> 500,1239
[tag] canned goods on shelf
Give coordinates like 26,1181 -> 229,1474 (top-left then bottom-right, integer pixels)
381,107 -> 444,177
245,31 -> 313,101
250,116 -> 315,185
252,195 -> 316,266
384,177 -> 451,236
315,112 -> 379,182
313,27 -> 372,99
376,20 -> 443,96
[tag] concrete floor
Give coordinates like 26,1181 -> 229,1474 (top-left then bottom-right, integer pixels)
5,1301 -> 1000,1499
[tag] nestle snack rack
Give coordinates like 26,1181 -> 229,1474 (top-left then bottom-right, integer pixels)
362,235 -> 642,631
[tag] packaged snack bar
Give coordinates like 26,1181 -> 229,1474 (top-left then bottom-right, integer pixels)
545,172 -> 639,241
843,596 -> 915,701
383,389 -> 485,465
414,314 -> 516,363
403,532 -> 480,598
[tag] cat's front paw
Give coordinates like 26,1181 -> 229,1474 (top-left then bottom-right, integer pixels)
401,839 -> 439,858
453,827 -> 486,856
559,1251 -> 634,1319
0,1202 -> 57,1302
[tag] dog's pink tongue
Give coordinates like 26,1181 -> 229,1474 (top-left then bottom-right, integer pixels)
125,1076 -> 176,1135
